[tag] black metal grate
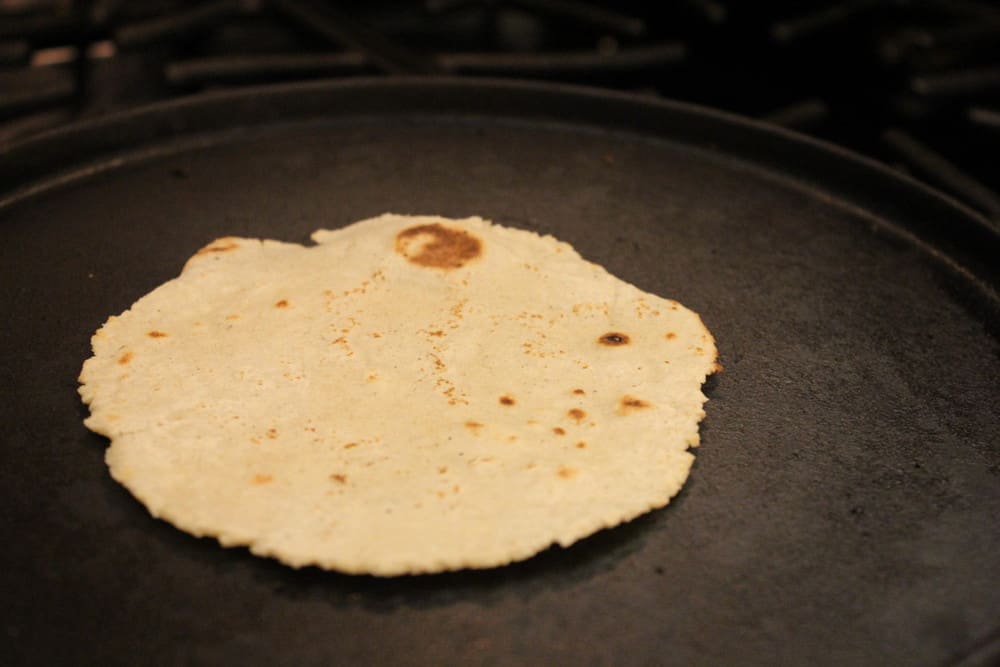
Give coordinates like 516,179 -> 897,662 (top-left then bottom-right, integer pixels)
2,0 -> 999,221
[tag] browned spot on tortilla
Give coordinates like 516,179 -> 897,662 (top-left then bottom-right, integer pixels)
572,388 -> 585,395
197,239 -> 239,255
465,421 -> 484,432
438,466 -> 448,474
557,466 -> 577,479
343,442 -> 358,449
576,441 -> 587,449
147,330 -> 168,338
665,332 -> 677,340
428,330 -> 445,337
275,299 -> 289,308
599,332 -> 630,346
395,223 -> 482,269
567,408 -> 586,422
444,385 -> 468,406
618,395 -> 652,415
117,351 -> 133,365
252,474 -> 273,485
499,394 -> 515,406
266,428 -> 278,439
553,427 -> 566,435
330,474 -> 347,484
713,361 -> 725,373
226,314 -> 240,320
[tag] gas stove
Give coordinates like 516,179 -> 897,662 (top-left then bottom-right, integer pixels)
2,0 -> 999,221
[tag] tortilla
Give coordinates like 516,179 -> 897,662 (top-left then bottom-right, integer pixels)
79,214 -> 719,575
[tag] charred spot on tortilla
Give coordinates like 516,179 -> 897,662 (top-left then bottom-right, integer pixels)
395,223 -> 482,269
197,239 -> 240,255
599,332 -> 630,346
618,395 -> 652,415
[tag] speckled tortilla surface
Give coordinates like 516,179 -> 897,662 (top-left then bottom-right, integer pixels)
79,214 -> 719,575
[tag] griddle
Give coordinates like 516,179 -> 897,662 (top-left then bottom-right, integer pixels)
1,78 -> 997,666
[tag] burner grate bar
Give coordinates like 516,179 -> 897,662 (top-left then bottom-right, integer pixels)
760,98 -> 829,131
439,42 -> 686,75
770,0 -> 881,44
968,106 -> 1000,130
911,66 -> 1000,97
114,0 -> 244,49
883,127 -> 1000,220
273,0 -> 443,75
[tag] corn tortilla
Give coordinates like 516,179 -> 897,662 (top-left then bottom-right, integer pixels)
79,214 -> 719,575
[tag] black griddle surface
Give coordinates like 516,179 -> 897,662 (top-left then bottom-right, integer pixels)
1,79 -> 997,666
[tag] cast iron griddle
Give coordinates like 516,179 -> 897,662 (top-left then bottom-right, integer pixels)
1,79 -> 997,666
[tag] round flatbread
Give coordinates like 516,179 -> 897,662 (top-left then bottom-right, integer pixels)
79,214 -> 719,575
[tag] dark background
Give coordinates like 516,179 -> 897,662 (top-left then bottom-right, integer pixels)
2,0 -> 1000,222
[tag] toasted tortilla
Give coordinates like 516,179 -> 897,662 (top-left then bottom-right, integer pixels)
79,214 -> 719,575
